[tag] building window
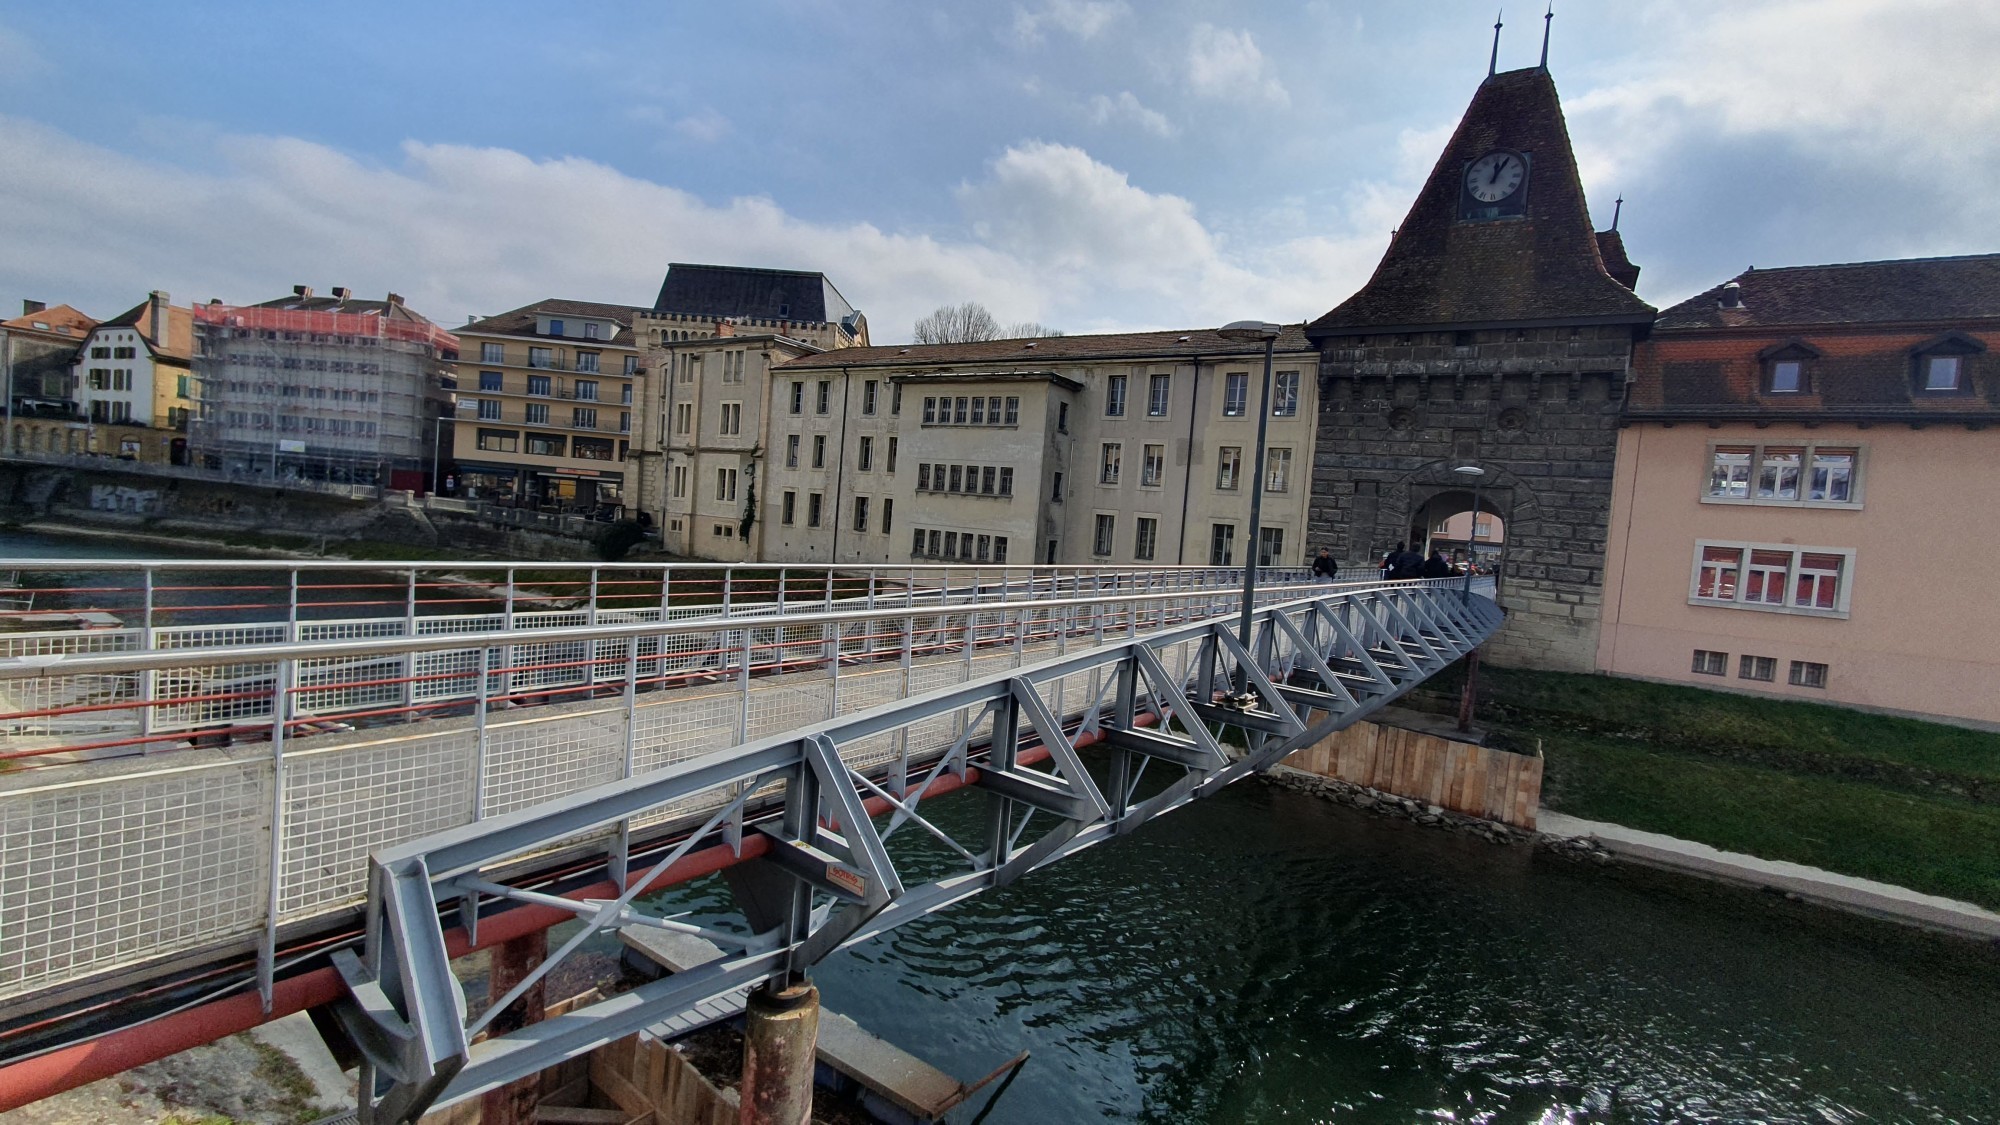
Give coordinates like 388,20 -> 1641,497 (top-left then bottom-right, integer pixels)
999,467 -> 1013,496
1768,359 -> 1804,394
528,347 -> 556,369
718,402 -> 740,436
1272,370 -> 1299,417
782,491 -> 797,525
887,436 -> 898,473
816,381 -> 830,414
624,355 -> 638,375
576,354 -> 600,374
548,319 -> 565,337
572,407 -> 598,429
1739,655 -> 1776,683
918,464 -> 931,491
1051,471 -> 1064,502
1142,443 -> 1164,487
1691,541 -> 1852,616
1789,660 -> 1828,689
786,435 -> 800,468
948,465 -> 962,492
944,531 -> 958,558
922,396 -> 936,424
481,342 -> 504,364
858,435 -> 874,471
863,380 -> 878,415
1134,516 -> 1158,561
853,496 -> 870,532
475,428 -> 517,453
526,403 -> 550,426
1705,443 -> 1860,506
1923,354 -> 1962,391
893,384 -> 903,414
574,379 -> 599,400
1058,402 -> 1069,433
527,374 -> 552,397
1223,372 -> 1248,416
1265,447 -> 1291,493
790,382 -> 804,414
812,435 -> 826,468
913,528 -> 926,557
978,466 -> 994,494
1005,396 -> 1019,425
994,535 -> 1009,563
1257,526 -> 1285,567
1148,374 -> 1171,416
527,433 -> 564,457
807,492 -> 822,527
479,371 -> 503,391
970,397 -> 985,425
674,403 -> 692,434
1093,514 -> 1115,557
1216,446 -> 1242,490
1106,374 -> 1127,417
1100,442 -> 1121,484
671,465 -> 688,498
881,498 -> 893,533
477,399 -> 502,421
1691,650 -> 1728,676
716,468 -> 738,502
1209,524 -> 1235,566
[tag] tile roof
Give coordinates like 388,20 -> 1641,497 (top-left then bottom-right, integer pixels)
1,304 -> 97,338
1309,68 -> 1654,334
251,292 -> 445,329
775,326 -> 1314,370
1655,254 -> 2000,331
98,297 -> 193,363
653,264 -> 857,325
461,298 -> 650,346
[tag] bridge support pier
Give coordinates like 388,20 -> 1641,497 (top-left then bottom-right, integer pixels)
478,930 -> 547,1125
740,978 -> 820,1125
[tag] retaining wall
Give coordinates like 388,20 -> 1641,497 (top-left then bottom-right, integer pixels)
1286,719 -> 1542,829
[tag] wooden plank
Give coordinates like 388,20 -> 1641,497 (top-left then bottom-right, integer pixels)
537,1108 -> 637,1123
815,1009 -> 969,1119
590,1048 -> 655,1120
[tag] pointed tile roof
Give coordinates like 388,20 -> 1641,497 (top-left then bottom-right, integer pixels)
1655,254 -> 2000,331
1309,67 -> 1653,335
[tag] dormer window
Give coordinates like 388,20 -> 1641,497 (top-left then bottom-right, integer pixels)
1757,339 -> 1820,395
1910,333 -> 1983,395
583,322 -> 599,340
548,319 -> 565,337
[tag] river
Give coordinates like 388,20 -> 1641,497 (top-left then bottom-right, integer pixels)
8,528 -> 1997,1122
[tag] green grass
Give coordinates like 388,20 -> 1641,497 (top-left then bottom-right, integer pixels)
1539,731 -> 2000,911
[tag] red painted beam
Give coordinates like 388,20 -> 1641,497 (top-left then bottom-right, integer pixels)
0,731 -> 1094,1111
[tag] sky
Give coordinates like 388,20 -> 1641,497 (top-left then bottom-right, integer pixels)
2,0 -> 1998,342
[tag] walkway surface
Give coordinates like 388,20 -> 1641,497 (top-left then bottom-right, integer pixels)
1537,810 -> 2000,943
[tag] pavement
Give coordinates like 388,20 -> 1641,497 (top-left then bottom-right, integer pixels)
1537,810 -> 2000,943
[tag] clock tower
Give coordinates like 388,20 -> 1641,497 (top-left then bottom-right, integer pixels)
1306,64 -> 1653,672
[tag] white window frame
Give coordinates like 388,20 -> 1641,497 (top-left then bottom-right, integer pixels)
1702,440 -> 1864,509
1687,539 -> 1855,618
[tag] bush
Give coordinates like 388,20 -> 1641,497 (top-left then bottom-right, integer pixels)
596,519 -> 647,561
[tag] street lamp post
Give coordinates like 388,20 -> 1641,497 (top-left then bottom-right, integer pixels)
1453,464 -> 1485,604
1217,319 -> 1284,694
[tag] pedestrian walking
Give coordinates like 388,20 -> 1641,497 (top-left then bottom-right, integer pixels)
1312,548 -> 1339,581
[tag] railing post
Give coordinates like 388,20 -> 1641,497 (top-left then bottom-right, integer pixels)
138,568 -> 156,751
473,644 -> 490,820
402,568 -> 418,722
258,659 -> 292,1014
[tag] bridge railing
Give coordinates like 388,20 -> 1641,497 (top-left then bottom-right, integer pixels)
0,561 -> 1383,761
0,573 -> 1456,1024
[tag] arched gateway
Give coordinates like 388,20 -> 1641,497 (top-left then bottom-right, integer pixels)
1304,63 -> 1652,672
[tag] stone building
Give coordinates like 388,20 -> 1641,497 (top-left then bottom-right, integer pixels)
1304,64 -> 1654,671
2,300 -> 98,455
1600,254 -> 2000,727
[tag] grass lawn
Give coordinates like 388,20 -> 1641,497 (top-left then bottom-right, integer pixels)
1409,664 -> 2000,910
1539,731 -> 2000,911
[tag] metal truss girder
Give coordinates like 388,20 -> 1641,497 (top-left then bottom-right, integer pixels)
340,586 -> 1502,1121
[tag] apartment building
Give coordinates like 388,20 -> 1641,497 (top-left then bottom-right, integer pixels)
190,288 -> 456,489
3,300 -> 97,456
66,291 -> 195,464
454,299 -> 645,512
1600,254 -> 2000,727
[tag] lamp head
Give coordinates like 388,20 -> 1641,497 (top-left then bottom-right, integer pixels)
1452,464 -> 1485,478
1217,320 -> 1283,341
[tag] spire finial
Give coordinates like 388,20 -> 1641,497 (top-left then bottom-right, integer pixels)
1489,10 -> 1503,77
1611,195 -> 1624,231
1539,4 -> 1553,69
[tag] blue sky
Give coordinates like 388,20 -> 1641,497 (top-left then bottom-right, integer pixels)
3,1 -> 1998,341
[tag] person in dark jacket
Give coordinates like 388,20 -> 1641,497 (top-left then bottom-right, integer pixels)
1312,548 -> 1339,580
1386,542 -> 1423,580
1421,548 -> 1454,578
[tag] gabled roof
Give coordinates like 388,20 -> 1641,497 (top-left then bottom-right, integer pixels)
252,292 -> 443,329
1309,67 -> 1653,335
97,298 -> 193,364
1655,254 -> 2000,331
1,304 -> 96,338
774,326 -> 1314,370
462,298 -> 649,346
653,263 -> 856,325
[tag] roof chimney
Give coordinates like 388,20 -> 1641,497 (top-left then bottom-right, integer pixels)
1718,281 -> 1743,309
715,318 -> 736,338
148,290 -> 169,344
385,293 -> 404,307
21,300 -> 45,316
292,285 -> 313,299
331,286 -> 352,302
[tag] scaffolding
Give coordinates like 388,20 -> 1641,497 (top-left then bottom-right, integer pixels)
189,304 -> 458,488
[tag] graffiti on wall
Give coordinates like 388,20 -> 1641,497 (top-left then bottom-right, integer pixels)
88,484 -> 163,515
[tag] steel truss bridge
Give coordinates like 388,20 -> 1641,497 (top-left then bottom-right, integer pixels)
0,560 -> 1499,1118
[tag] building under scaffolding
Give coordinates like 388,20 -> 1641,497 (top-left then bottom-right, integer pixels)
189,287 -> 458,490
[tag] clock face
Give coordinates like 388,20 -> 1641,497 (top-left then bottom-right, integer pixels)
1465,151 -> 1526,204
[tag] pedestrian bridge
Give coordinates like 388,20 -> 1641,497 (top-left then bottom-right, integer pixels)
0,560 -> 1500,1118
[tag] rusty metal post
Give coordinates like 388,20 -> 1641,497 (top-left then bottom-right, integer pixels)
1457,646 -> 1481,734
739,978 -> 819,1125
478,930 -> 548,1125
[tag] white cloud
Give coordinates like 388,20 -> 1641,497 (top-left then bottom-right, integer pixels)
1011,0 -> 1128,44
673,108 -> 732,143
0,23 -> 48,85
1085,91 -> 1177,139
1186,24 -> 1289,107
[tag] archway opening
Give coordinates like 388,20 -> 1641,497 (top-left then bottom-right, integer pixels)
1411,488 -> 1507,574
